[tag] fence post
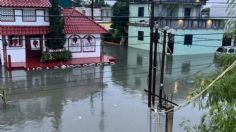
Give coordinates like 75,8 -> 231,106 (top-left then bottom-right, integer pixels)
8,55 -> 12,71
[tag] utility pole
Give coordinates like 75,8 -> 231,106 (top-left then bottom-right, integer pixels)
148,0 -> 155,108
159,29 -> 167,109
152,25 -> 159,106
91,0 -> 94,20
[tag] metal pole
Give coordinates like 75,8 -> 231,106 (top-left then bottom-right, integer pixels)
148,0 -> 154,108
152,26 -> 158,106
91,0 -> 94,20
159,30 -> 167,109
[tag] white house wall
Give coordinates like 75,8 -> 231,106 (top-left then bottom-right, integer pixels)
0,9 -> 49,26
6,36 -> 26,63
65,34 -> 101,58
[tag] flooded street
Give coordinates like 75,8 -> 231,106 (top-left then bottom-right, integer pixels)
0,46 -> 218,132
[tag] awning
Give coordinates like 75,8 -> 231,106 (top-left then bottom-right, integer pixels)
0,26 -> 49,35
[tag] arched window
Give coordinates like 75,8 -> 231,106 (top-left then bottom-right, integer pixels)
68,35 -> 82,52
83,35 -> 96,52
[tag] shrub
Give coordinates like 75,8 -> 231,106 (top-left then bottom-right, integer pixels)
41,52 -> 53,62
41,50 -> 72,63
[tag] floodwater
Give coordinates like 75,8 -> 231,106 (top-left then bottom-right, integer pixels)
0,46 -> 218,132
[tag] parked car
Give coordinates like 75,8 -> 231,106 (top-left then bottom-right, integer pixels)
215,46 -> 236,56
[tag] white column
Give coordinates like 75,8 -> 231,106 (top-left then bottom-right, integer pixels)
42,35 -> 46,52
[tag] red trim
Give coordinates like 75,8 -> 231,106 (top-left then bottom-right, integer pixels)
0,26 -> 49,35
1,0 -> 51,8
22,9 -> 37,22
1,9 -> 15,22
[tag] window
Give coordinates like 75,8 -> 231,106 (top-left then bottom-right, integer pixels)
138,7 -> 144,17
83,35 -> 96,52
69,35 -> 82,52
23,9 -> 36,22
184,8 -> 191,18
9,36 -> 23,47
44,9 -> 49,22
184,34 -> 193,45
1,9 -> 14,21
138,31 -> 144,41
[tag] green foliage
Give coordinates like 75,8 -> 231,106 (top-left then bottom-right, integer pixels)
111,0 -> 129,41
41,52 -> 53,62
46,0 -> 66,49
76,0 -> 83,7
202,7 -> 210,12
0,86 -> 7,105
94,0 -> 106,8
182,55 -> 236,132
41,50 -> 72,62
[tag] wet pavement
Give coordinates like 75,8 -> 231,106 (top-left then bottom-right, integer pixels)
0,46 -> 218,132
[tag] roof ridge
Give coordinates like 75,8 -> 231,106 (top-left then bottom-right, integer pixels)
62,8 -> 108,34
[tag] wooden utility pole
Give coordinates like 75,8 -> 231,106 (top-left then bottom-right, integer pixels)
148,0 -> 155,108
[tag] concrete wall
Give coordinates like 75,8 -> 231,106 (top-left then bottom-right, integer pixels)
0,8 -> 49,26
173,29 -> 223,55
128,25 -> 224,55
65,34 -> 101,58
129,4 -> 150,23
128,26 -> 150,51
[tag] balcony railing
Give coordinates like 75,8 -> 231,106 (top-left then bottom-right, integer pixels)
129,17 -> 225,29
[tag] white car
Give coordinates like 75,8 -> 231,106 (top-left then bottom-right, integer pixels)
215,46 -> 236,56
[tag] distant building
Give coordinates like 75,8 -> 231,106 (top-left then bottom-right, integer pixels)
128,0 -> 225,55
210,5 -> 236,46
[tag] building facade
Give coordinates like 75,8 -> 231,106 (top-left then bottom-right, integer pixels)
0,0 -> 107,67
0,0 -> 51,65
128,0 -> 225,55
62,8 -> 107,58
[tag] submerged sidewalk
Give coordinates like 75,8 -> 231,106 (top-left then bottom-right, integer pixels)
7,55 -> 116,71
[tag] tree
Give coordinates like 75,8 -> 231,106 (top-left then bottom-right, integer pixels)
76,0 -> 83,7
180,55 -> 236,132
46,0 -> 66,49
111,0 -> 129,43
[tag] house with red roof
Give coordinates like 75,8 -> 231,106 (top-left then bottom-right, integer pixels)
0,0 -> 112,70
0,0 -> 51,66
62,8 -> 107,58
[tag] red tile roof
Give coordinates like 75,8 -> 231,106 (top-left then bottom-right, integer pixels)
62,9 -> 108,34
0,26 -> 49,35
1,0 -> 51,8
